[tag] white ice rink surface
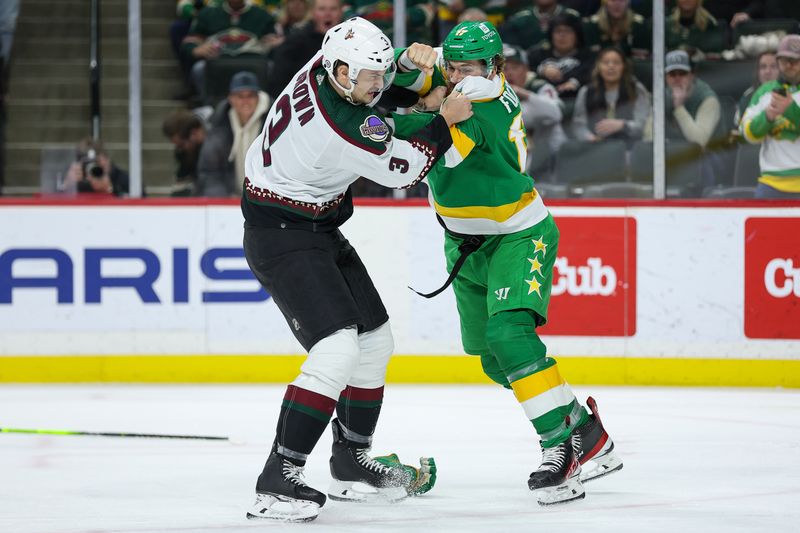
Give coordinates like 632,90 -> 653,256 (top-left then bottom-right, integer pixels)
1,385 -> 799,533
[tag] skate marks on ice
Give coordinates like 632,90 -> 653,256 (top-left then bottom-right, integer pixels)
0,385 -> 799,532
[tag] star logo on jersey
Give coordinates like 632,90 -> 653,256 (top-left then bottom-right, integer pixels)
528,256 -> 543,275
525,277 -> 542,297
345,29 -> 355,40
532,236 -> 547,256
359,115 -> 390,142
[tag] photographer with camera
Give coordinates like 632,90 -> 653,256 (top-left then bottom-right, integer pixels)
61,138 -> 131,196
741,35 -> 800,199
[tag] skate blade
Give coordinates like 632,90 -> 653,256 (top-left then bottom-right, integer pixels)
580,450 -> 623,483
328,479 -> 408,503
246,493 -> 320,522
532,476 -> 586,506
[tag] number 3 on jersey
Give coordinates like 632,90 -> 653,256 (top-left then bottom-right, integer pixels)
508,113 -> 527,172
262,94 -> 291,167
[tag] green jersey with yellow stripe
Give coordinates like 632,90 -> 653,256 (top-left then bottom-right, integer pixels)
393,53 -> 548,236
740,80 -> 800,193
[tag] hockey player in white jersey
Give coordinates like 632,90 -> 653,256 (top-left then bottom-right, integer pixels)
242,17 -> 472,522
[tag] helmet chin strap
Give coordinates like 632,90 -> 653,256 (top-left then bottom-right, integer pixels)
328,69 -> 385,107
328,72 -> 358,104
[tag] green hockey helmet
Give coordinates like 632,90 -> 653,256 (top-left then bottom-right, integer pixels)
442,21 -> 503,72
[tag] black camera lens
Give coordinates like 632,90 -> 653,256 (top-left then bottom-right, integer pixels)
87,163 -> 104,178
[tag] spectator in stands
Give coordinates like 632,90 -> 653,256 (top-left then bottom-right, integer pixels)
162,109 -> 208,196
437,1 -> 509,41
527,13 -> 593,102
172,1 -> 211,99
181,0 -> 277,104
572,46 -> 650,144
458,7 -> 489,23
61,138 -> 131,197
274,0 -> 311,37
703,0 -> 762,28
743,0 -> 800,22
173,1 -> 207,61
665,0 -> 727,60
344,2 -> 435,45
197,72 -> 271,197
503,45 -> 566,179
502,0 -> 580,49
583,0 -> 649,59
266,0 -> 343,98
664,50 -> 723,149
734,51 -> 778,126
741,35 -> 800,198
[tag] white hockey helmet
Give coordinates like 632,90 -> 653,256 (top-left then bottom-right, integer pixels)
321,17 -> 396,105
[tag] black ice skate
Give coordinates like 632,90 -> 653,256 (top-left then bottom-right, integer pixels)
328,418 -> 412,503
246,452 -> 326,522
528,439 -> 585,506
571,397 -> 623,482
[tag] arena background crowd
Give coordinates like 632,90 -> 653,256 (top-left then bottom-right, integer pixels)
1,0 -> 799,199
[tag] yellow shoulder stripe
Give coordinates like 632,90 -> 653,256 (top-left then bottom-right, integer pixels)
449,125 -> 476,159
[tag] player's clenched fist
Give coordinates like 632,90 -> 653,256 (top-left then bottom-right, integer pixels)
404,42 -> 438,75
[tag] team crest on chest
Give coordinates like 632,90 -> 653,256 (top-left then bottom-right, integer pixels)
359,115 -> 389,142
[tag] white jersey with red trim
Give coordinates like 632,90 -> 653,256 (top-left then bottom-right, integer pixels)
243,52 -> 449,207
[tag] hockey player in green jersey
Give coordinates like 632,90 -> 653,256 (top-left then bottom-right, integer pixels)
392,22 -> 623,505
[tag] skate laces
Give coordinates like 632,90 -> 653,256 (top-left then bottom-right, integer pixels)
540,444 -> 567,473
572,431 -> 582,454
281,461 -> 308,486
356,449 -> 391,475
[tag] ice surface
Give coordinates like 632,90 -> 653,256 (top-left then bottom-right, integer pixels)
1,385 -> 798,532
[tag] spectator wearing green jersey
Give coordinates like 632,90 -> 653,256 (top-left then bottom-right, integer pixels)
583,0 -> 650,59
734,51 -> 778,127
741,35 -> 800,198
181,0 -> 277,103
665,0 -> 727,60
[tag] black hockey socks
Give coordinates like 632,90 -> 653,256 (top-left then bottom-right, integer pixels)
273,385 -> 337,466
335,385 -> 384,445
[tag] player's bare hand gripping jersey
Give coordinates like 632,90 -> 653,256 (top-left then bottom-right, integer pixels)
242,52 -> 453,231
